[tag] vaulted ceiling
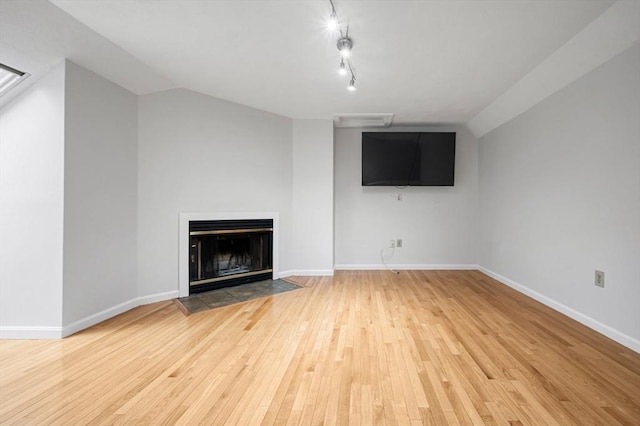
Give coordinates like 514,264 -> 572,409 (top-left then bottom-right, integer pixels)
1,1 -> 638,136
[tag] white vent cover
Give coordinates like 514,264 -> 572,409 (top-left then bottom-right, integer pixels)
333,113 -> 394,128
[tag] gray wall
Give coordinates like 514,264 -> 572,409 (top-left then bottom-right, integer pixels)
292,119 -> 334,274
137,89 -> 294,296
0,60 -> 139,336
0,61 -> 66,335
334,125 -> 478,268
62,61 -> 138,326
478,45 -> 640,347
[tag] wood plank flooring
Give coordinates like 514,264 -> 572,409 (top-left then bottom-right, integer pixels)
1,270 -> 639,425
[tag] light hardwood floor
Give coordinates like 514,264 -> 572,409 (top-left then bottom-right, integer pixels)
1,270 -> 639,425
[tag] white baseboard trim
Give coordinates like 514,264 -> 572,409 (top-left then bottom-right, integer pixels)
279,269 -> 335,278
137,290 -> 180,306
479,266 -> 640,353
334,264 -> 479,271
61,299 -> 139,338
61,290 -> 179,338
1,290 -> 179,340
0,326 -> 64,340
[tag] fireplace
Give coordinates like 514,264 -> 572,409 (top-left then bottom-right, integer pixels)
189,219 -> 273,294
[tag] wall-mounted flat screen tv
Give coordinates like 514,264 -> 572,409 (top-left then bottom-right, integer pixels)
362,132 -> 456,186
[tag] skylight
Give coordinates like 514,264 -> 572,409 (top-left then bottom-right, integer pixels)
0,63 -> 29,97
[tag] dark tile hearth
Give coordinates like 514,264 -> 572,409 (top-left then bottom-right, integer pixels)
178,279 -> 301,314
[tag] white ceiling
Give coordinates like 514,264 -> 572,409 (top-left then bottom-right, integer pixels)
2,1 -> 638,134
0,0 -> 175,109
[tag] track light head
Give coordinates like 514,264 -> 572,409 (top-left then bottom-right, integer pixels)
327,11 -> 339,31
347,77 -> 356,91
337,37 -> 353,58
338,59 -> 348,76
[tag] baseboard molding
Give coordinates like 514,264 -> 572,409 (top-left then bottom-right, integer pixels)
479,266 -> 640,353
334,263 -> 479,271
137,290 -> 180,306
61,299 -> 139,338
0,326 -> 63,340
279,269 -> 335,278
1,290 -> 180,340
62,290 -> 179,338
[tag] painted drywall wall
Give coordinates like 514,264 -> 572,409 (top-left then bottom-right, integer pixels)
137,89 -> 293,296
478,45 -> 640,349
292,119 -> 334,274
62,61 -> 138,327
0,61 -> 66,335
334,126 -> 478,268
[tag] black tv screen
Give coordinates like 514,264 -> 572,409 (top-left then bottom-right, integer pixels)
362,132 -> 456,186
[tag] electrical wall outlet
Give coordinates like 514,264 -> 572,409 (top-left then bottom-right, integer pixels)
397,193 -> 403,201
595,270 -> 605,288
396,239 -> 403,248
390,240 -> 396,248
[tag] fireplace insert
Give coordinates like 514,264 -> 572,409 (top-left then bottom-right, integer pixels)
189,219 -> 273,294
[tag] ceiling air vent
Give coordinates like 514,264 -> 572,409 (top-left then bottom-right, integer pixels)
333,113 -> 394,128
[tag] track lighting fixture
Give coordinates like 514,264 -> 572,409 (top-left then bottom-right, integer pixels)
326,0 -> 358,92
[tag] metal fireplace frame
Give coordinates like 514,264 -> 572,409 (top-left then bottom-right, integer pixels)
188,219 -> 273,294
178,212 -> 280,297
